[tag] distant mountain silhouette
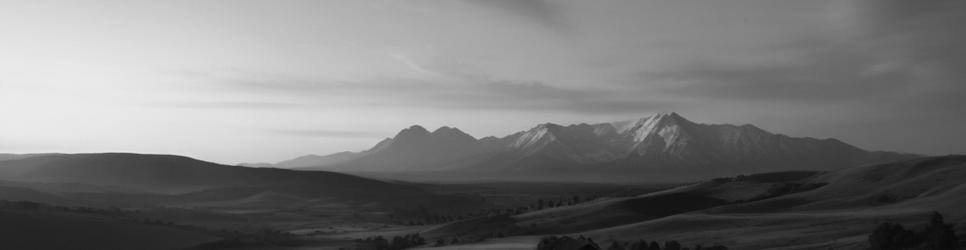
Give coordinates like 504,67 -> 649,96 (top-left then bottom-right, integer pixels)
236,162 -> 274,168
0,153 -> 56,162
242,126 -> 485,170
287,112 -> 915,181
323,126 -> 489,171
239,151 -> 365,169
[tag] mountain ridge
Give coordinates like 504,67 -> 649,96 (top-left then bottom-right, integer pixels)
283,112 -> 915,181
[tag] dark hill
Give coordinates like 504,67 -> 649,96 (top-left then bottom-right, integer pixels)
0,153 -> 478,209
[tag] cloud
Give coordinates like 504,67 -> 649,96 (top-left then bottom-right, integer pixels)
426,80 -> 675,114
461,0 -> 568,33
171,52 -> 675,116
269,129 -> 386,138
640,0 -> 965,108
180,68 -> 670,115
391,53 -> 444,77
640,57 -> 909,102
855,0 -> 965,75
161,101 -> 301,109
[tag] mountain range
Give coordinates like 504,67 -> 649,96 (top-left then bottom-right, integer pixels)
266,112 -> 914,182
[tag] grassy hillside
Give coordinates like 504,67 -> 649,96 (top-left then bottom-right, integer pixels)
493,171 -> 819,236
706,155 -> 966,214
419,156 -> 966,249
600,155 -> 966,249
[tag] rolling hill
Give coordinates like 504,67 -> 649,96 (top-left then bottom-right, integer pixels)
0,153 -> 480,209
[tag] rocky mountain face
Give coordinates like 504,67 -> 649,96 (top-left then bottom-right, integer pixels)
315,126 -> 489,172
293,112 -> 914,180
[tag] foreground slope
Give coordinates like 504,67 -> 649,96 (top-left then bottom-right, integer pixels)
426,156 -> 966,249
424,171 -> 822,239
600,156 -> 966,249
0,206 -> 217,250
705,155 -> 966,214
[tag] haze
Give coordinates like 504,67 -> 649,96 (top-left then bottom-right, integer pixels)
1,0 -> 963,164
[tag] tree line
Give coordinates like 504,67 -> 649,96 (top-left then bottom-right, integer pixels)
390,194 -> 603,226
537,235 -> 728,250
868,211 -> 960,250
345,233 -> 427,250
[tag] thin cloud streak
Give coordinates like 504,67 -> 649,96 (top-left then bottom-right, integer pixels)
159,101 -> 302,110
179,67 -> 673,115
269,129 -> 386,139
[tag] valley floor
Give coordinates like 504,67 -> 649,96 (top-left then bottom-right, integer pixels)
2,155 -> 965,250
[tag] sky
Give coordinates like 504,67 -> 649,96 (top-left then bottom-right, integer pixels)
1,0 -> 963,164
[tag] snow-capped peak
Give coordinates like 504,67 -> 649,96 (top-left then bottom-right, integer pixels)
510,123 -> 560,150
623,112 -> 691,142
291,111 -> 909,178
